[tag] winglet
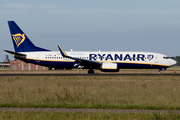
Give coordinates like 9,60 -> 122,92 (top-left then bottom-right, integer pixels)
57,45 -> 68,57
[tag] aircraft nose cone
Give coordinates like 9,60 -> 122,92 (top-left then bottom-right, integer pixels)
171,59 -> 177,66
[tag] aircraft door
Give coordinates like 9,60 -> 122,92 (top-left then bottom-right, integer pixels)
36,54 -> 40,64
155,55 -> 158,63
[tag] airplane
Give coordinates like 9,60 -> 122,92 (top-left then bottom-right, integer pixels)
5,21 -> 177,74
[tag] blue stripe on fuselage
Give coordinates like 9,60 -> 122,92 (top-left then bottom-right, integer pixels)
23,58 -> 167,69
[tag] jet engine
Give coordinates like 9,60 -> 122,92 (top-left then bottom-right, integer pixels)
100,62 -> 119,72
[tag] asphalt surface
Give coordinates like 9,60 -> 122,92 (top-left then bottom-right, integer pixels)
0,108 -> 179,113
0,73 -> 180,76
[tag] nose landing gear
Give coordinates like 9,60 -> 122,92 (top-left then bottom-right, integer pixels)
157,70 -> 161,74
157,68 -> 167,74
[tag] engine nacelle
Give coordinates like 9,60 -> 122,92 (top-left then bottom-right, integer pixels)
100,62 -> 119,72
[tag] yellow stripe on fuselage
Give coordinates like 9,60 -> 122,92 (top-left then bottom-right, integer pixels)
22,57 -> 170,67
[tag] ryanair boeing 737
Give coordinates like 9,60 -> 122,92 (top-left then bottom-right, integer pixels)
5,21 -> 177,74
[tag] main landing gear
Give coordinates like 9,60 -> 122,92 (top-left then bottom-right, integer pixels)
157,70 -> 161,74
88,69 -> 94,74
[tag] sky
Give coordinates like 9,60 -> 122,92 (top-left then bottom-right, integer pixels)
1,0 -> 180,61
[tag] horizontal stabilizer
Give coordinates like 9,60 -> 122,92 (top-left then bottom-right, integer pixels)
4,50 -> 26,57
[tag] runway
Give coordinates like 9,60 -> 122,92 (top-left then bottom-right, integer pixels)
1,73 -> 180,76
0,108 -> 179,113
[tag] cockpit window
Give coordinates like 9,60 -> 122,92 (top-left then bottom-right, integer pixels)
163,57 -> 169,59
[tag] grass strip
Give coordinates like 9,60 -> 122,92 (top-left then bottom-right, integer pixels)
0,76 -> 180,110
0,111 -> 180,120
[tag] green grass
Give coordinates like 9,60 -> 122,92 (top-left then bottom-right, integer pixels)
0,67 -> 10,70
0,111 -> 180,120
0,76 -> 180,110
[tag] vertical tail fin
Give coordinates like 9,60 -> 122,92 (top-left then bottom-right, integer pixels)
8,21 -> 49,52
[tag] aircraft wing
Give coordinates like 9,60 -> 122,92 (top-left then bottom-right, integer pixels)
57,45 -> 101,69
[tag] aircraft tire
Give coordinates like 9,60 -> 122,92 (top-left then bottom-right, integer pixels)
88,69 -> 94,74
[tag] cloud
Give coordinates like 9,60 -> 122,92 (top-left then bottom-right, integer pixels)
2,3 -> 57,10
2,3 -> 180,15
3,3 -> 34,9
84,9 -> 180,14
1,3 -> 180,14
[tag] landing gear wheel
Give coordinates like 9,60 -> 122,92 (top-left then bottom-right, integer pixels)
88,69 -> 94,74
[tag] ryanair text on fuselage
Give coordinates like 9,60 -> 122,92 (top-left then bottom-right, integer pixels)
89,54 -> 152,61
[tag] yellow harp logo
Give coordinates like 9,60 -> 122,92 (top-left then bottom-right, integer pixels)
12,33 -> 26,48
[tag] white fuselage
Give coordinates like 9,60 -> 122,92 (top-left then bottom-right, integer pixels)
17,51 -> 176,69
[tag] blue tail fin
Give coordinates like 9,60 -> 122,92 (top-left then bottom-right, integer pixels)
8,21 -> 50,52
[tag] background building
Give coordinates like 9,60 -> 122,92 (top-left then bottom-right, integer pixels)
10,60 -> 48,70
4,55 -> 10,62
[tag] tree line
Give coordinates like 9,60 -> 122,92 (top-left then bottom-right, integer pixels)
170,56 -> 180,66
